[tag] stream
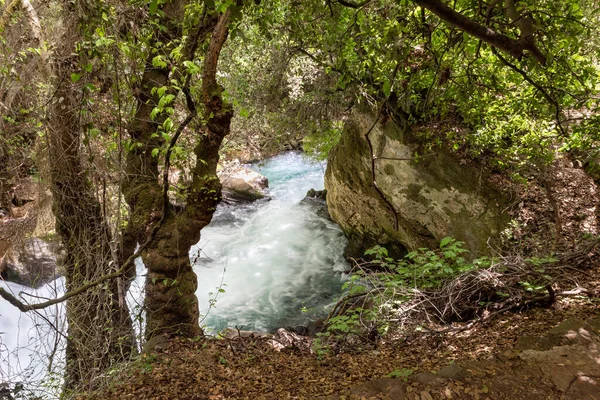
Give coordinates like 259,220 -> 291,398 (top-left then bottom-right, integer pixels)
0,151 -> 348,393
193,151 -> 348,333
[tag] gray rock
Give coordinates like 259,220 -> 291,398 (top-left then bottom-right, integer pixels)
219,165 -> 269,202
344,378 -> 407,399
324,107 -> 508,258
0,237 -> 61,288
437,363 -> 467,380
413,372 -> 445,385
299,189 -> 330,220
517,318 -> 600,351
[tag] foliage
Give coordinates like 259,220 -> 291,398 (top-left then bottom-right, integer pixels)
319,238 -> 492,349
387,367 -> 414,380
364,238 -> 491,289
245,0 -> 600,178
218,5 -> 352,160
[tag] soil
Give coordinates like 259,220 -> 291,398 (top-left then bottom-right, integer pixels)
79,290 -> 600,399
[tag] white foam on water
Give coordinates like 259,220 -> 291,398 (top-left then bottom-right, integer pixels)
192,152 -> 348,333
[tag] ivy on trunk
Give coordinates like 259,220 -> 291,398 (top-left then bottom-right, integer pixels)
124,2 -> 236,342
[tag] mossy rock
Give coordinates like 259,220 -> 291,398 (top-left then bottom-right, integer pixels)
325,107 -> 509,258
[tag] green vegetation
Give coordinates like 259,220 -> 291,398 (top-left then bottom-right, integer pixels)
317,238 -> 490,349
1,0 -> 600,397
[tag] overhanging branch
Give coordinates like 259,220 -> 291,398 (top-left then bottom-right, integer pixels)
335,0 -> 372,8
414,0 -> 546,65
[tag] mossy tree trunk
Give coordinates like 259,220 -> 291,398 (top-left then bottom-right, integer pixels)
124,3 -> 234,341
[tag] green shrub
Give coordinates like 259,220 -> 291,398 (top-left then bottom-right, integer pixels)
320,238 -> 493,346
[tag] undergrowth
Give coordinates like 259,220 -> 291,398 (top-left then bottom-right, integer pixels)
314,236 -> 596,355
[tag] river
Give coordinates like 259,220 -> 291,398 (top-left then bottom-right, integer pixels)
0,151 -> 348,395
193,151 -> 348,333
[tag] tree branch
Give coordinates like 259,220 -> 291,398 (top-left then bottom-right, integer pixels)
492,47 -> 566,137
335,0 -> 372,9
0,100 -> 200,312
414,0 -> 546,65
202,9 -> 231,104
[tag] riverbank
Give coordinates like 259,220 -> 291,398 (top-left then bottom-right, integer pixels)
80,290 -> 600,399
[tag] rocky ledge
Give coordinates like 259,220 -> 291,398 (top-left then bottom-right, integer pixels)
337,316 -> 600,399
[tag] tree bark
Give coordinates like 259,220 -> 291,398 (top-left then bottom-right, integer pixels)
124,3 -> 234,342
47,1 -> 134,391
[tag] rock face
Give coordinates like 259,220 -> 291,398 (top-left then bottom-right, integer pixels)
325,109 -> 508,258
219,164 -> 269,202
0,237 -> 61,288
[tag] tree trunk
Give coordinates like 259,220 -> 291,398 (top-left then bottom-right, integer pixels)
124,5 -> 234,342
47,2 -> 134,392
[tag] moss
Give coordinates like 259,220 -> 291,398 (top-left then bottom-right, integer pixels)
383,164 -> 395,175
405,183 -> 431,207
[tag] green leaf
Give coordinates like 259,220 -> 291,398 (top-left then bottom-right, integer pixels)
151,148 -> 159,158
183,60 -> 201,75
163,117 -> 173,131
439,237 -> 453,248
152,55 -> 167,69
70,73 -> 81,83
149,107 -> 160,120
158,94 -> 175,108
382,79 -> 391,98
149,0 -> 158,15
239,108 -> 250,118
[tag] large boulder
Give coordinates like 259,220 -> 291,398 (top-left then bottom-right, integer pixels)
325,109 -> 508,258
219,163 -> 269,202
0,237 -> 61,288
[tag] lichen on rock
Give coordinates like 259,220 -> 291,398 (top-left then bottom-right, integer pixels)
325,107 -> 509,259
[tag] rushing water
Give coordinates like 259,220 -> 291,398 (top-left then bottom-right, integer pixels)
193,151 -> 349,333
0,151 -> 348,394
0,278 -> 66,396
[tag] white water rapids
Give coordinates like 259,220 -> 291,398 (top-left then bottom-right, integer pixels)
0,151 -> 348,395
193,151 -> 348,333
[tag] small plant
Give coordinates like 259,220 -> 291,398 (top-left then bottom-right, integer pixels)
139,354 -> 157,373
311,334 -> 332,360
387,368 -> 414,380
365,237 -> 488,290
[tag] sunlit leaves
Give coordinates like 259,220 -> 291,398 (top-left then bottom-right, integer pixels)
152,55 -> 167,69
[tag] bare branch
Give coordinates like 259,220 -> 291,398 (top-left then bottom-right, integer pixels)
335,0 -> 372,9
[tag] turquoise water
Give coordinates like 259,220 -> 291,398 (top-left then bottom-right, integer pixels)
192,152 -> 348,333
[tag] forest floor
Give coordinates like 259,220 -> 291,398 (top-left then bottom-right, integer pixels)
85,290 -> 600,400
80,159 -> 600,400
